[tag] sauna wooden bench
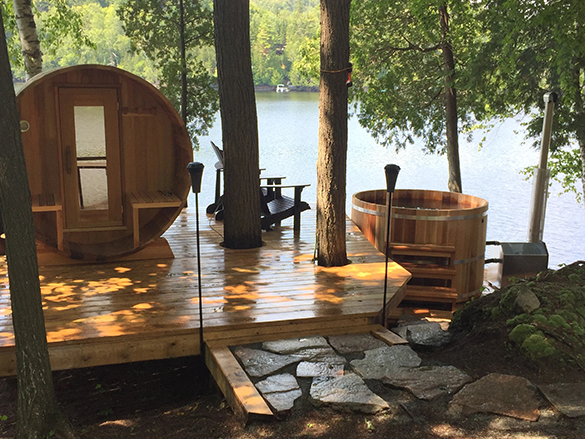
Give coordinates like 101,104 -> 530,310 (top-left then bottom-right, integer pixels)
128,191 -> 184,248
31,193 -> 63,251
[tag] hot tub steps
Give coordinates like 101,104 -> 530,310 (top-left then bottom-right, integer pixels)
390,243 -> 458,310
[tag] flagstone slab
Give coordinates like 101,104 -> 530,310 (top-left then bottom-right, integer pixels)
310,373 -> 389,414
233,347 -> 298,377
350,345 -> 421,380
262,336 -> 330,355
539,383 -> 585,418
328,333 -> 386,354
392,322 -> 451,347
297,361 -> 344,378
255,373 -> 302,412
382,365 -> 472,400
290,347 -> 347,365
449,373 -> 540,421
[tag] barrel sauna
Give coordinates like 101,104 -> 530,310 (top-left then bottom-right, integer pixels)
17,65 -> 193,260
352,189 -> 488,303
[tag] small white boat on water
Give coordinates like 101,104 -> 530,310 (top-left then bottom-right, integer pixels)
276,84 -> 289,93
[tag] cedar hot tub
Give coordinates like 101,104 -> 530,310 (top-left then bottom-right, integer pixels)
351,189 -> 488,303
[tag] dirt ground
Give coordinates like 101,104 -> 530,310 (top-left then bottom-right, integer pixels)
1,262 -> 585,438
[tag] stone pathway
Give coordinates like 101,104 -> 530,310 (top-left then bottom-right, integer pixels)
231,320 -> 585,421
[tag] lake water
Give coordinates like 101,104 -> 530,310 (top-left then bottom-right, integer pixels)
191,92 -> 584,268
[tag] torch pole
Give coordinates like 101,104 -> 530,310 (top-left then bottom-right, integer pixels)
382,165 -> 400,327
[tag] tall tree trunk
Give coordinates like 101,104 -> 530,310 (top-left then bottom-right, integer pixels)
439,2 -> 462,193
12,0 -> 42,79
316,0 -> 351,267
0,15 -> 74,439
179,0 -> 188,123
214,0 -> 262,249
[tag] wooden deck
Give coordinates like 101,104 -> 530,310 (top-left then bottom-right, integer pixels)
0,207 -> 411,376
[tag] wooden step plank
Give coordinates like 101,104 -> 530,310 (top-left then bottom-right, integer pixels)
405,286 -> 458,303
205,344 -> 273,424
390,243 -> 456,253
401,264 -> 457,278
370,326 -> 408,346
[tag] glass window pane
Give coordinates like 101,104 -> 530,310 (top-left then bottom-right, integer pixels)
74,106 -> 108,210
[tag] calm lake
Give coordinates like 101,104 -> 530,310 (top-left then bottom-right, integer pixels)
190,92 -> 584,268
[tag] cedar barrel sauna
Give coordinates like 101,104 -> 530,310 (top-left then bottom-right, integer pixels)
17,65 -> 193,260
351,189 -> 488,306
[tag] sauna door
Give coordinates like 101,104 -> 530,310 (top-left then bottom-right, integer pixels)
58,87 -> 123,229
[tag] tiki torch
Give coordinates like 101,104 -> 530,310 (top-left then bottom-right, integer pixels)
187,162 -> 205,358
382,164 -> 400,326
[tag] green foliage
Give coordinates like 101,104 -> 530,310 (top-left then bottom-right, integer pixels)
499,286 -> 519,312
506,313 -> 532,326
548,314 -> 570,329
350,0 -> 484,155
476,0 -> 585,202
569,273 -> 583,284
118,0 -> 218,144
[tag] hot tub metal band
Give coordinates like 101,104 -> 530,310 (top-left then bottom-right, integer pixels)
352,204 -> 487,222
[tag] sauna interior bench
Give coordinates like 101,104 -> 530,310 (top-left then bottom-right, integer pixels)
31,193 -> 63,251
128,191 -> 184,248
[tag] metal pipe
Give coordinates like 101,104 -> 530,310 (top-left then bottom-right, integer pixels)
528,92 -> 557,243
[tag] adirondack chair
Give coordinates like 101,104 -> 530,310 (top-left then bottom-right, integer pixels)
208,141 -> 310,230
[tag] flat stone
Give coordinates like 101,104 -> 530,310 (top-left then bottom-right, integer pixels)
449,373 -> 540,421
514,287 -> 541,314
382,365 -> 472,400
297,361 -> 344,377
255,373 -> 302,413
328,333 -> 386,354
263,389 -> 303,412
539,383 -> 585,418
233,347 -> 298,377
310,373 -> 389,414
290,347 -> 347,365
350,345 -> 421,380
392,322 -> 451,347
262,336 -> 330,354
255,373 -> 300,394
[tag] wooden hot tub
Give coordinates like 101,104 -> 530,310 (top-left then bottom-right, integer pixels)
351,189 -> 488,303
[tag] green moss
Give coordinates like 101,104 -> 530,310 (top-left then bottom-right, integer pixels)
532,314 -> 548,324
548,314 -> 570,329
506,313 -> 533,326
522,333 -> 556,359
499,287 -> 519,312
560,291 -> 576,306
490,307 -> 502,319
571,322 -> 585,336
568,273 -> 582,284
558,310 -> 578,323
509,324 -> 537,345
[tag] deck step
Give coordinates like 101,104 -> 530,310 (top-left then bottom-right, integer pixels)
390,243 -> 455,258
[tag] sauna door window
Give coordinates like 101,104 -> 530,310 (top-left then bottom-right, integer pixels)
58,88 -> 123,229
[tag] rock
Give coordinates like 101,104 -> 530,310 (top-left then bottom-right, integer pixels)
539,383 -> 585,418
392,322 -> 451,347
290,347 -> 347,365
350,345 -> 421,379
262,336 -> 330,355
328,333 -> 386,354
514,287 -> 541,314
233,347 -> 298,377
297,361 -> 344,377
382,365 -> 472,400
255,373 -> 302,412
310,373 -> 389,414
449,373 -> 540,421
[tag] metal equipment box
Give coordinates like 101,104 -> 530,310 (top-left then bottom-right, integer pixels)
497,242 -> 549,287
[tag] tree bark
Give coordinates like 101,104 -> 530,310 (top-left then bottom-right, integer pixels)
214,0 -> 262,249
0,14 -> 75,439
316,0 -> 351,267
12,0 -> 42,79
439,2 -> 462,193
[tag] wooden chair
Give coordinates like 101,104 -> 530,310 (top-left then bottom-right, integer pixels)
209,141 -> 310,230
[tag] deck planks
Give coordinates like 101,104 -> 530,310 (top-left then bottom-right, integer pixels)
0,207 -> 411,376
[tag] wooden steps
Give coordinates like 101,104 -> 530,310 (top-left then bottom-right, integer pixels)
390,243 -> 458,310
